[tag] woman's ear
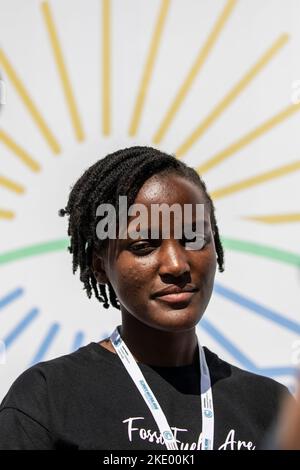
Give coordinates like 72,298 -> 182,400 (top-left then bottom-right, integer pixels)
92,250 -> 109,285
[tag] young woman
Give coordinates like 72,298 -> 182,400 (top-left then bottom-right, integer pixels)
0,146 -> 289,450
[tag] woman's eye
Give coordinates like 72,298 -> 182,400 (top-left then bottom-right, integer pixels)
129,242 -> 154,254
183,234 -> 210,248
129,235 -> 211,253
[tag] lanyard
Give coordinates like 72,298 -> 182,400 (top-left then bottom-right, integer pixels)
110,326 -> 214,450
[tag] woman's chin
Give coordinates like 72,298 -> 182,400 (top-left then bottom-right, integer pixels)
143,307 -> 203,332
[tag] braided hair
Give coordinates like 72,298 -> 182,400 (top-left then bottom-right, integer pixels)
59,146 -> 224,310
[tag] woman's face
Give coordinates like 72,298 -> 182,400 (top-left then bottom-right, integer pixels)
94,174 -> 217,332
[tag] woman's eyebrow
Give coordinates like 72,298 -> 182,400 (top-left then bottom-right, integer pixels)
125,219 -> 210,240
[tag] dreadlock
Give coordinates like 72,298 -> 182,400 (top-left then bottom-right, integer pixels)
59,146 -> 224,310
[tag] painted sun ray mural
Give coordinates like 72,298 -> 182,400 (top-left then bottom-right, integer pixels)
3,308 -> 40,350
0,48 -> 61,154
0,0 -> 299,398
0,288 -> 24,310
153,0 -> 238,144
199,320 -> 296,379
29,322 -> 61,366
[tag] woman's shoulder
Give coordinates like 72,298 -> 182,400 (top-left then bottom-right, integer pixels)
0,342 -> 111,412
204,346 -> 290,400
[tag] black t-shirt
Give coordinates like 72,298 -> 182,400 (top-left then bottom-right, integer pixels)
0,341 -> 289,450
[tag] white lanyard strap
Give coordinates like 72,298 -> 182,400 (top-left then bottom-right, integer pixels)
110,326 -> 214,450
199,344 -> 214,450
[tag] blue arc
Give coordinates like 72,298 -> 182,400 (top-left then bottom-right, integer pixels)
29,323 -> 60,366
199,320 -> 296,379
72,331 -> 85,351
214,282 -> 300,335
0,288 -> 23,310
4,308 -> 40,349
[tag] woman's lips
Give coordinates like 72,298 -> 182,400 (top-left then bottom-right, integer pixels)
154,291 -> 196,304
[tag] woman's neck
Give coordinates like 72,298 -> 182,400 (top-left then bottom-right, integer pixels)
118,311 -> 198,367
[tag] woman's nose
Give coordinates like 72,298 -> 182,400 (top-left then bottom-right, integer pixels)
158,240 -> 190,278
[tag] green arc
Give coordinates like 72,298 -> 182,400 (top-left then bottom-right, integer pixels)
221,238 -> 300,267
0,237 -> 299,268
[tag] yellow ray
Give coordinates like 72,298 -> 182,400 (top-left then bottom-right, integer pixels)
129,0 -> 170,136
0,129 -> 41,172
243,213 -> 300,224
153,0 -> 237,144
194,102 -> 300,173
102,0 -> 111,135
0,175 -> 24,194
210,161 -> 300,199
0,209 -> 14,220
41,2 -> 84,142
0,49 -> 60,154
175,33 -> 288,154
